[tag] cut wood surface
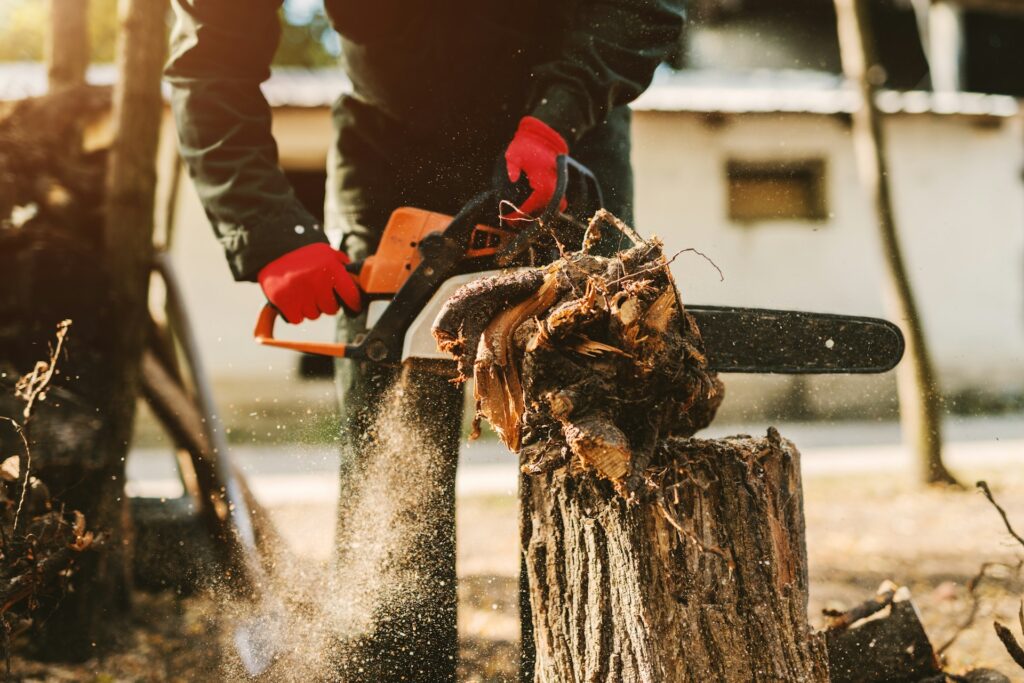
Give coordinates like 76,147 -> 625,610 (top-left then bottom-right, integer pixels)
434,212 -> 827,682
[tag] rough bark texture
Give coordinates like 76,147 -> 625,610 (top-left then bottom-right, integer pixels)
434,213 -> 827,681
522,432 -> 828,683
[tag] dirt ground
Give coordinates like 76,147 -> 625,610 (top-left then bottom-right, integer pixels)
9,460 -> 1024,682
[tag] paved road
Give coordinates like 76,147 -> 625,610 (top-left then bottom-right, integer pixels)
127,414 -> 1024,504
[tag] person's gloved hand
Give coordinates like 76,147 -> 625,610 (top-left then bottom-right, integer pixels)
258,243 -> 362,324
503,116 -> 568,216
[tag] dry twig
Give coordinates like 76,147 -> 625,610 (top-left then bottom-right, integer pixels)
977,481 -> 1024,550
823,588 -> 896,632
4,320 -> 71,534
937,560 -> 1023,655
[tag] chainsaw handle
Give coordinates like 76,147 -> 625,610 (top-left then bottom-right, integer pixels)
253,260 -> 365,357
497,156 -> 604,266
538,155 -> 604,224
254,304 -> 355,357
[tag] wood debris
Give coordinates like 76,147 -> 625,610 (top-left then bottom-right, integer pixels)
0,321 -> 98,666
434,210 -> 723,493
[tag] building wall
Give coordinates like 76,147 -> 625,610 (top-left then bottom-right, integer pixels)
634,109 -> 1019,413
167,106 -> 1024,416
632,110 -> 1024,393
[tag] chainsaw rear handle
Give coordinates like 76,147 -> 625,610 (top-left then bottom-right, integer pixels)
252,191 -> 494,361
254,303 -> 355,357
253,260 -> 364,357
497,155 -> 604,266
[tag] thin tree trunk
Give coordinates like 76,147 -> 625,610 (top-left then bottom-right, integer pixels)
833,0 -> 959,487
95,0 -> 168,595
521,431 -> 829,682
47,0 -> 90,91
99,0 -> 167,488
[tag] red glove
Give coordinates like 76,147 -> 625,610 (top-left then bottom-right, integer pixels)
504,116 -> 568,216
258,243 -> 362,324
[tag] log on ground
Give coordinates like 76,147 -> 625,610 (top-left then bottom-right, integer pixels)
434,211 -> 828,682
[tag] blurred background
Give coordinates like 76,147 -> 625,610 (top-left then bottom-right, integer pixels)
5,0 -> 1023,424
2,0 -> 1024,679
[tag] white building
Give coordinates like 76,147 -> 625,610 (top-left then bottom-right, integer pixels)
2,63 -> 1022,419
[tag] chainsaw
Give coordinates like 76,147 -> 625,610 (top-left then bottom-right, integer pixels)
254,157 -> 905,375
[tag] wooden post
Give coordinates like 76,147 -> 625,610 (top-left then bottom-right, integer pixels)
46,0 -> 89,91
927,0 -> 965,93
833,0 -> 959,486
521,432 -> 830,682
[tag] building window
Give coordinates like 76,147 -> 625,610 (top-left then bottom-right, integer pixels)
726,159 -> 827,223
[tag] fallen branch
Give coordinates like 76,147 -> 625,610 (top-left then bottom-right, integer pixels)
825,583 -> 942,683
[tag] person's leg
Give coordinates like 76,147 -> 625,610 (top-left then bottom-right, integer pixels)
327,95 -> 463,682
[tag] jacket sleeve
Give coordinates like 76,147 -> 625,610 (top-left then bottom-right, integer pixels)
529,0 -> 685,143
165,0 -> 329,281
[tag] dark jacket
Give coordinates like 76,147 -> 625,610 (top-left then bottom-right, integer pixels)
165,0 -> 685,281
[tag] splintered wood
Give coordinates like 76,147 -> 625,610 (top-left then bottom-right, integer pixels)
434,212 -> 830,682
433,210 -> 723,494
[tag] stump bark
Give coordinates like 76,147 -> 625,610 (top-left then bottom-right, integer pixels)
521,431 -> 828,683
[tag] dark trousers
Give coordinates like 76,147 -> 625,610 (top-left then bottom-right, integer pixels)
327,95 -> 633,682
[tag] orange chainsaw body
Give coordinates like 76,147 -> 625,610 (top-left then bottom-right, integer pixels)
255,206 -> 514,356
357,207 -> 512,296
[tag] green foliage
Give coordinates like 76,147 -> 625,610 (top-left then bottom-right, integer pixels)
0,0 -> 46,61
0,0 -> 337,67
0,0 -> 117,63
274,6 -> 339,68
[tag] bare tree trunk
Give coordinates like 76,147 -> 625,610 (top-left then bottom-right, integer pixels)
99,0 -> 167,487
833,0 -> 959,487
521,431 -> 829,682
29,0 -> 168,658
47,0 -> 90,91
93,0 -> 168,597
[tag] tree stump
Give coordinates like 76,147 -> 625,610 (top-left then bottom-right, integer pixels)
433,212 -> 828,682
521,431 -> 828,682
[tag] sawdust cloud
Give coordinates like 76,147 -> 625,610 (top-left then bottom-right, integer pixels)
216,369 -> 456,681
